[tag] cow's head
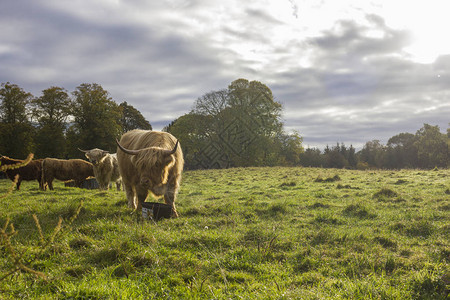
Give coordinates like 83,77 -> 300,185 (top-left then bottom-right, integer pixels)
78,148 -> 109,166
116,139 -> 178,189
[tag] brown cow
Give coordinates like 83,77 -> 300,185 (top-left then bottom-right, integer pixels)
116,130 -> 184,217
41,158 -> 94,190
0,156 -> 44,190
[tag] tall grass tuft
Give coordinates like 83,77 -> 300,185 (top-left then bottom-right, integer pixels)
373,188 -> 398,199
343,203 -> 377,219
1,154 -> 83,282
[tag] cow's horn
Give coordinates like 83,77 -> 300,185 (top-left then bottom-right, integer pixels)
78,148 -> 89,153
164,140 -> 178,155
116,139 -> 141,155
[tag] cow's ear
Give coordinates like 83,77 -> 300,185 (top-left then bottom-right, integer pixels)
84,153 -> 90,160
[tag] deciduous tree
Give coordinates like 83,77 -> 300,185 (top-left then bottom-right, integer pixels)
414,124 -> 448,168
0,82 -> 34,158
31,87 -> 71,158
68,83 -> 121,157
119,101 -> 152,134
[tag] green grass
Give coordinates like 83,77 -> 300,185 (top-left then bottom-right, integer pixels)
1,167 -> 449,299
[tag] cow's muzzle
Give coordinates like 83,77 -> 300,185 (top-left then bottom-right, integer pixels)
140,177 -> 151,187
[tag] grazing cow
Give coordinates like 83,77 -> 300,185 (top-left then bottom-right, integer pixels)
41,158 -> 94,190
116,130 -> 184,217
0,156 -> 44,190
78,148 -> 122,191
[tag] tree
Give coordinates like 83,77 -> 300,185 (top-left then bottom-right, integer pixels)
0,82 -> 35,158
31,87 -> 71,158
224,79 -> 284,166
358,140 -> 385,168
68,83 -> 122,157
300,147 -> 325,167
347,145 -> 357,168
386,133 -> 417,168
276,131 -> 304,166
165,113 -> 214,169
228,79 -> 283,136
414,124 -> 448,168
193,89 -> 229,117
119,101 -> 152,134
325,143 -> 349,168
167,79 -> 299,168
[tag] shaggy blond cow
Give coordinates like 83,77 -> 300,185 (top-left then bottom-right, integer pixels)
78,148 -> 122,191
116,130 -> 184,217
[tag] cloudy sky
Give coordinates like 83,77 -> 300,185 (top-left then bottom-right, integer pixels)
1,0 -> 449,149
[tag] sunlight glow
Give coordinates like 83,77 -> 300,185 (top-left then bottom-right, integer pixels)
380,1 -> 450,63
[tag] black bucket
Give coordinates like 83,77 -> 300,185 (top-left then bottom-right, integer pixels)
141,202 -> 172,221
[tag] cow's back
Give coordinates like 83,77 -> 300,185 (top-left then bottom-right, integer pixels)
117,130 -> 184,182
19,159 -> 43,180
43,158 -> 93,181
1,157 -> 42,181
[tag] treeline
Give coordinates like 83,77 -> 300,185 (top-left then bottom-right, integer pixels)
301,124 -> 449,169
1,80 -> 448,169
0,82 -> 151,159
166,78 -> 448,170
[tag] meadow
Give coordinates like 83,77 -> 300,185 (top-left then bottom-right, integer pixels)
0,167 -> 449,299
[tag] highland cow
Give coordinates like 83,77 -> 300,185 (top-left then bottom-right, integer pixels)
78,148 -> 122,191
116,130 -> 184,217
0,156 -> 44,190
41,158 -> 94,190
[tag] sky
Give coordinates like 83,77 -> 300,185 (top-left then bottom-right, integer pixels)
1,0 -> 449,149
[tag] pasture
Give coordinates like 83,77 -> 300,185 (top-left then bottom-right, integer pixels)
1,167 -> 449,299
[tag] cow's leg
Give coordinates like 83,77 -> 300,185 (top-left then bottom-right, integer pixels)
115,179 -> 122,191
164,182 -> 179,218
135,185 -> 148,211
103,178 -> 109,190
38,179 -> 43,190
16,179 -> 22,190
48,180 -> 54,190
124,183 -> 137,209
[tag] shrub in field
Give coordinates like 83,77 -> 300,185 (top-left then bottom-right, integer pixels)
410,269 -> 448,299
342,203 -> 376,219
405,220 -> 435,238
373,188 -> 398,199
373,236 -> 397,249
314,175 -> 341,182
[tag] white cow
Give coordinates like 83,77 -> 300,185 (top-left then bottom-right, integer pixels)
78,148 -> 122,191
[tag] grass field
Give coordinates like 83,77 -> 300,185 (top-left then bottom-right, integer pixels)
1,167 -> 449,299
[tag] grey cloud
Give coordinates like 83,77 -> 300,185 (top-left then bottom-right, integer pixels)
271,15 -> 449,147
0,2 -> 448,148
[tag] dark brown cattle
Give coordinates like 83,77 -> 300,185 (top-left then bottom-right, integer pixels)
41,158 -> 94,190
116,130 -> 184,217
0,156 -> 44,190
